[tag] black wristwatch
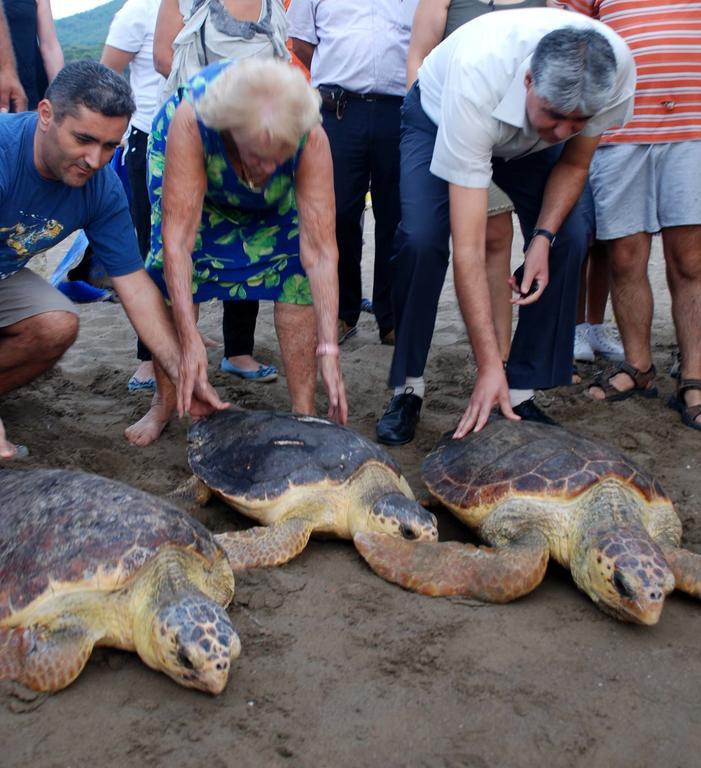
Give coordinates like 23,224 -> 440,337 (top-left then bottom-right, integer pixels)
530,227 -> 557,247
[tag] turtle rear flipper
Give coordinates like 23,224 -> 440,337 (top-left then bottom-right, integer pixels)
0,622 -> 95,692
168,476 -> 213,505
354,531 -> 549,603
662,547 -> 701,599
215,518 -> 314,572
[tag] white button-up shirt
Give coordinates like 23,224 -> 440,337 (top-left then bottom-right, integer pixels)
419,8 -> 636,188
287,0 -> 418,96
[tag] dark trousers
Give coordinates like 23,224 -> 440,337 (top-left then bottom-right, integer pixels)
222,299 -> 258,358
126,127 -> 153,363
321,95 -> 402,335
389,83 -> 591,390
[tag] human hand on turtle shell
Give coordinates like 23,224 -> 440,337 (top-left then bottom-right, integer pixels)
177,337 -> 229,418
454,363 -> 519,437
318,353 -> 348,425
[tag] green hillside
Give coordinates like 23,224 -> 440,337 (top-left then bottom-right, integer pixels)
55,0 -> 123,61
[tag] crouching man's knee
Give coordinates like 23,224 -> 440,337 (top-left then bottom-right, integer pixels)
26,310 -> 80,359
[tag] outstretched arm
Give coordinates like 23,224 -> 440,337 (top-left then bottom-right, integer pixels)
295,125 -> 348,424
450,184 -> 518,436
512,134 -> 600,304
111,269 -> 228,417
0,1 -> 26,111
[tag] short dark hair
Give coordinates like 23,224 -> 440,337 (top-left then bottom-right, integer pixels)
45,60 -> 135,122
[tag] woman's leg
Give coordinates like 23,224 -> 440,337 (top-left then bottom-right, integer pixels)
274,302 -> 317,414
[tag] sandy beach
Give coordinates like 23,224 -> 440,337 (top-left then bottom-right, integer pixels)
2,218 -> 700,768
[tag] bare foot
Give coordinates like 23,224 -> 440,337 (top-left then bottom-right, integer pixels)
0,418 -> 17,459
125,395 -> 172,446
200,332 -> 221,349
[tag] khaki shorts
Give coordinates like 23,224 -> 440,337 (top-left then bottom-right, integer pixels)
488,181 -> 514,217
0,268 -> 78,328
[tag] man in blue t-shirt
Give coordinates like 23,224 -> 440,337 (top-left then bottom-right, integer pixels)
0,60 -> 226,458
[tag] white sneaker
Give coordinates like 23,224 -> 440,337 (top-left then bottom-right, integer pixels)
574,323 -> 595,362
588,323 -> 625,361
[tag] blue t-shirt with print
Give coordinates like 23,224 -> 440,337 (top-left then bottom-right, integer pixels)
0,112 -> 143,279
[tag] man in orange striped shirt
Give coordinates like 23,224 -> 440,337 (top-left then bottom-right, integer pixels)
565,0 -> 701,432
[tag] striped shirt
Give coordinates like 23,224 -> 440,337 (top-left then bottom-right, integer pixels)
565,1 -> 701,143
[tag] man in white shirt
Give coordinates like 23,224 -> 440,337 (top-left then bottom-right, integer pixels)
375,8 -> 635,445
287,0 -> 418,345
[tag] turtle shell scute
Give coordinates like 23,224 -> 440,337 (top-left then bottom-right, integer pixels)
188,410 -> 401,502
422,419 -> 668,512
0,469 -> 222,621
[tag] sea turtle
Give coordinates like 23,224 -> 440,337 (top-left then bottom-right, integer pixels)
0,468 -> 240,694
355,418 -> 701,625
184,410 -> 438,570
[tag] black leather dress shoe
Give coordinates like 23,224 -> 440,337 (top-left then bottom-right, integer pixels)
512,397 -> 557,426
376,392 -> 423,445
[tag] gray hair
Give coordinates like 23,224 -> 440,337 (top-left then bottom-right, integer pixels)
531,27 -> 617,115
197,58 -> 321,153
45,60 -> 135,123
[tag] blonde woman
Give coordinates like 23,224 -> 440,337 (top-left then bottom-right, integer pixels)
127,58 -> 347,445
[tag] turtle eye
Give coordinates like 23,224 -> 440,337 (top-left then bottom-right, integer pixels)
400,525 -> 417,540
612,570 -> 635,599
177,650 -> 194,670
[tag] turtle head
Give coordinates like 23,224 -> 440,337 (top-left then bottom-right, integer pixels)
571,524 -> 675,625
362,493 -> 438,542
151,595 -> 241,694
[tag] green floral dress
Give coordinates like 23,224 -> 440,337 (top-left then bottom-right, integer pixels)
146,60 -> 312,305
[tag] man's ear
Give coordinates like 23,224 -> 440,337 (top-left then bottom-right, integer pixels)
36,99 -> 53,130
524,70 -> 533,91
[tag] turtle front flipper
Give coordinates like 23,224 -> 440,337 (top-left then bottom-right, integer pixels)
0,622 -> 96,692
353,531 -> 549,602
215,518 -> 315,572
661,547 -> 701,599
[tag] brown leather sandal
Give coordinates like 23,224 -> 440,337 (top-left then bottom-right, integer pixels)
589,362 -> 658,402
668,379 -> 701,432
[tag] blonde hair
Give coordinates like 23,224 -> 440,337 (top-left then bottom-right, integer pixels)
197,59 -> 321,153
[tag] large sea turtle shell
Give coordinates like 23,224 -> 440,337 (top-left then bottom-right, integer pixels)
354,419 -> 699,625
422,418 -> 671,525
0,468 -> 223,621
0,469 -> 239,694
185,410 -> 438,572
188,410 -> 406,503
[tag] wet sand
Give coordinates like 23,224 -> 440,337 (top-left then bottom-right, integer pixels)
2,221 -> 700,767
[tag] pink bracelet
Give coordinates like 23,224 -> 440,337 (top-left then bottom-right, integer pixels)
316,342 -> 340,357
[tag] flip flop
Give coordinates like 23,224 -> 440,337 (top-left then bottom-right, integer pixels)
220,358 -> 278,382
127,375 -> 156,392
